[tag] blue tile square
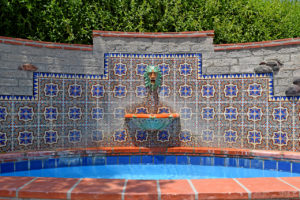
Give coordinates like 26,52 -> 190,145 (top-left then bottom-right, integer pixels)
200,157 -> 212,166
292,162 -> 300,173
278,161 -> 291,172
30,160 -> 42,170
15,161 -> 28,171
190,156 -> 200,165
214,157 -> 225,166
1,162 -> 14,173
57,158 -> 69,167
154,156 -> 165,164
69,158 -> 81,167
82,157 -> 93,166
142,156 -> 153,164
107,156 -> 118,165
264,160 -> 277,170
95,156 -> 106,165
251,159 -> 263,169
165,156 -> 177,164
43,159 -> 56,168
130,156 -> 141,164
226,158 -> 238,167
239,158 -> 251,168
119,156 -> 130,165
177,156 -> 188,165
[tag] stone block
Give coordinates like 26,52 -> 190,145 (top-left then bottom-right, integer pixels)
226,50 -> 252,58
230,65 -> 256,73
291,54 -> 300,65
277,78 -> 292,86
213,58 -> 238,66
277,70 -> 292,77
0,70 -> 30,79
0,86 -> 32,95
239,56 -> 262,65
18,79 -> 33,87
0,78 -> 18,86
265,54 -> 291,63
206,66 -> 231,74
251,49 -> 277,56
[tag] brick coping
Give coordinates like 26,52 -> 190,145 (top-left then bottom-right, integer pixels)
1,147 -> 300,163
0,31 -> 299,51
0,176 -> 300,199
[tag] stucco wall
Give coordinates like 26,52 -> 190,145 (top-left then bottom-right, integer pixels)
0,31 -> 299,96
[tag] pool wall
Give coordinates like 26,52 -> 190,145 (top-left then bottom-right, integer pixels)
1,147 -> 300,199
0,31 -> 300,153
1,147 -> 300,174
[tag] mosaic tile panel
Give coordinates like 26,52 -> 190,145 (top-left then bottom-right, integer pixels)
0,53 -> 300,152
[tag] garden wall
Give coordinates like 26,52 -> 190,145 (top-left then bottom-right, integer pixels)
0,31 -> 300,153
0,31 -> 299,96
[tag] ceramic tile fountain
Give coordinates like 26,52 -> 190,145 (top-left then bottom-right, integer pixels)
0,53 -> 299,152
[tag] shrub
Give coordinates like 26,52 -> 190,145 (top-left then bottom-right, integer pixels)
0,0 -> 299,44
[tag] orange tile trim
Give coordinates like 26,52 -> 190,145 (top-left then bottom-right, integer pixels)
1,147 -> 300,162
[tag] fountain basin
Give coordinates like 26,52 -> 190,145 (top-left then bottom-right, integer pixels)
125,113 -> 180,130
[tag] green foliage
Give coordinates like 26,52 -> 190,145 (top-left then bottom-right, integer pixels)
0,0 -> 299,44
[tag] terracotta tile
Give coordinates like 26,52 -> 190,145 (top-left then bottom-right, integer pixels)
280,177 -> 300,190
191,178 -> 248,199
0,176 -> 34,197
283,152 -> 300,160
160,179 -> 194,200
167,147 -> 194,153
18,177 -> 79,199
251,150 -> 281,158
125,180 -> 157,200
71,178 -> 125,200
114,147 -> 140,153
237,177 -> 299,199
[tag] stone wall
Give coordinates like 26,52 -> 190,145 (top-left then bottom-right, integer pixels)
0,31 -> 299,96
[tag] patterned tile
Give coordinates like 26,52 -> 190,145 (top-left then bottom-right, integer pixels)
39,78 -> 63,102
64,79 -> 87,102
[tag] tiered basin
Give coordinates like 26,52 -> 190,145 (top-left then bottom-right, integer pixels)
125,113 -> 180,130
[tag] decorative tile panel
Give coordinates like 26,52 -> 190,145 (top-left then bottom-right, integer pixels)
0,53 -> 300,152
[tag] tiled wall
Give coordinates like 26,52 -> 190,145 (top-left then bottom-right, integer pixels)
0,53 -> 299,153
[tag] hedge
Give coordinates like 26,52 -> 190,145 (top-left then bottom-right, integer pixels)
0,0 -> 299,44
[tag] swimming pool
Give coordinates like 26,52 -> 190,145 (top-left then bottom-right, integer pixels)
2,164 -> 299,180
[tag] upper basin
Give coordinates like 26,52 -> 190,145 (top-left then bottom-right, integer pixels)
125,113 -> 180,131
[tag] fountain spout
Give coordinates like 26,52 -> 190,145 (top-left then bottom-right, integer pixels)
125,65 -> 180,130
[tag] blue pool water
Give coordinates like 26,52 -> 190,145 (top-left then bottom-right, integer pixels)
1,164 -> 299,180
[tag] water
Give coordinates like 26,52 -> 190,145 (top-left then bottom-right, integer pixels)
1,164 -> 299,180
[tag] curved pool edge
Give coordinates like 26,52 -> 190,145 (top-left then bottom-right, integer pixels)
1,176 -> 300,199
1,147 -> 300,199
2,147 -> 300,162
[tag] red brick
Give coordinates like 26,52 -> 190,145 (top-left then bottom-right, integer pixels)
63,46 -> 82,50
3,40 -> 23,45
24,43 -> 44,48
45,45 -> 63,49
